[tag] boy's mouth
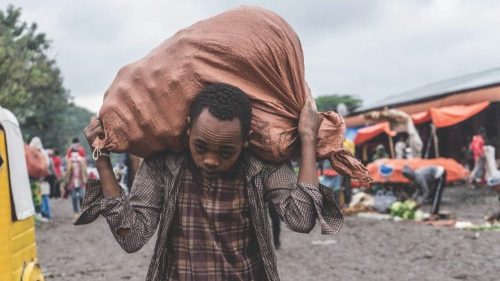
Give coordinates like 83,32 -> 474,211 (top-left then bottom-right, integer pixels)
202,169 -> 218,177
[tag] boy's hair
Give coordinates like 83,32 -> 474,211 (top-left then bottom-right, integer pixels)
72,137 -> 79,144
189,83 -> 252,138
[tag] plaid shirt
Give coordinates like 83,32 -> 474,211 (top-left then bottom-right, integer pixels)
74,152 -> 343,281
166,168 -> 265,280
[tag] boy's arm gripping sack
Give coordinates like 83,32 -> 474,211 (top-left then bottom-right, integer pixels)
95,6 -> 371,182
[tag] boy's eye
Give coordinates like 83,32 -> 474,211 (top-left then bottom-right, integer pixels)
220,151 -> 233,158
195,144 -> 206,153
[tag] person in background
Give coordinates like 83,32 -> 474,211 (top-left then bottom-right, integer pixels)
64,147 -> 88,217
30,179 -> 43,222
66,137 -> 86,159
486,176 -> 500,223
468,127 -> 487,185
50,148 -> 63,198
460,137 -> 474,171
372,144 -> 389,161
113,162 -> 129,195
402,165 -> 446,216
395,134 -> 408,159
30,136 -> 51,222
40,180 -> 51,220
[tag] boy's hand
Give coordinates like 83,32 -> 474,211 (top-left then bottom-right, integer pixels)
297,96 -> 320,186
83,116 -> 105,150
298,97 -> 321,141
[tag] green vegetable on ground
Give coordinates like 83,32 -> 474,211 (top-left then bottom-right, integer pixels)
390,200 -> 418,220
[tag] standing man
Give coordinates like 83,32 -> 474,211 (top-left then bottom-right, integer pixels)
50,148 -> 63,198
402,165 -> 447,216
75,83 -> 343,280
395,134 -> 408,159
64,148 -> 88,217
485,169 -> 500,222
468,127 -> 486,185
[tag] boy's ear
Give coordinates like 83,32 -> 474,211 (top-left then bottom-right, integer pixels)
243,130 -> 253,148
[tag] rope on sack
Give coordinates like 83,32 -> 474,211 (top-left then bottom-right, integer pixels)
92,147 -> 110,160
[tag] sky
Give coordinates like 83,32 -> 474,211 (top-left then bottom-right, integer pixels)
5,0 -> 500,113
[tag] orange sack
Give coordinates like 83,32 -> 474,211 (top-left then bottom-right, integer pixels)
95,6 -> 370,182
24,144 -> 48,179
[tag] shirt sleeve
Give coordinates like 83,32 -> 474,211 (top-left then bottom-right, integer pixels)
73,155 -> 165,253
263,161 -> 343,235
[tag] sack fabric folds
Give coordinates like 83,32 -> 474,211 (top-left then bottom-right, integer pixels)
95,6 -> 370,182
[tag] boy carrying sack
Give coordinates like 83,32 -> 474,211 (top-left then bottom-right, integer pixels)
75,6 -> 370,281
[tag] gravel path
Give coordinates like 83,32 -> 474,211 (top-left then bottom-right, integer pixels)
36,185 -> 500,281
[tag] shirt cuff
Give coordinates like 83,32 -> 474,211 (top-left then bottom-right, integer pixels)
299,182 -> 344,235
73,179 -> 130,232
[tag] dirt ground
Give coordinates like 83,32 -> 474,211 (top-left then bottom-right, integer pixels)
36,185 -> 500,281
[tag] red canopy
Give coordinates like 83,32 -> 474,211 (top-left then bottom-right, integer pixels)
354,122 -> 396,145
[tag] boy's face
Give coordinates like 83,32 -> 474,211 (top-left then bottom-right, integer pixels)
188,108 -> 246,178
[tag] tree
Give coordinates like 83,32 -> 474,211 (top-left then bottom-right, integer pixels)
60,103 -> 94,156
315,94 -> 362,114
0,5 -> 92,151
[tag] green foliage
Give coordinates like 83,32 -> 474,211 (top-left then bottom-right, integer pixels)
315,94 -> 362,113
0,5 -> 93,152
60,103 -> 94,155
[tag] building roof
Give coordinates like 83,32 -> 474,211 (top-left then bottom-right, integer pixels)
356,66 -> 500,113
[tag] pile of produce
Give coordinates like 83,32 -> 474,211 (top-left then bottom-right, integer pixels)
389,200 -> 424,221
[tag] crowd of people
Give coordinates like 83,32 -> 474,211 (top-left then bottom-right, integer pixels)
28,136 -> 140,223
24,137 -> 182,225
28,137 -> 87,222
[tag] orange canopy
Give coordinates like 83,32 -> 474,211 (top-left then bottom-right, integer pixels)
354,101 -> 491,145
411,101 -> 490,127
354,122 -> 396,145
367,158 -> 468,184
411,111 -> 431,125
430,101 -> 490,128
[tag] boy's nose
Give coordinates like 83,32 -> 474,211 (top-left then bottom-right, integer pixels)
203,156 -> 220,169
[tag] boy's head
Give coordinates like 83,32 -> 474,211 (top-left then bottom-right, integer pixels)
188,83 -> 252,178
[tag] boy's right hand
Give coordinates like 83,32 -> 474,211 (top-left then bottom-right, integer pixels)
83,116 -> 105,150
298,96 -> 321,142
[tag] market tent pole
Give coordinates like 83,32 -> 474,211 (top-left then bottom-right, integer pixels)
388,134 -> 395,159
424,124 -> 433,159
431,124 -> 439,157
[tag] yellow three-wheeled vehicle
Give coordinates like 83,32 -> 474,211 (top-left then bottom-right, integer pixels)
0,106 -> 44,280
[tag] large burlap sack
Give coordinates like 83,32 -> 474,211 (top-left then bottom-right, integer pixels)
25,144 -> 48,179
95,6 -> 370,182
